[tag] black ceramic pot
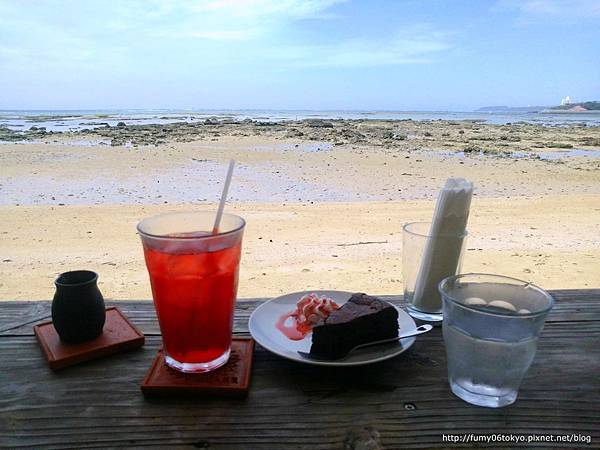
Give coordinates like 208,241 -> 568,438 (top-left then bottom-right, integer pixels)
52,270 -> 106,343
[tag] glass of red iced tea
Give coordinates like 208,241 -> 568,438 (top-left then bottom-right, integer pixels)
137,211 -> 245,373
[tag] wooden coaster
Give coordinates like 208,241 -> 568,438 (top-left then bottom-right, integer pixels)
34,307 -> 145,370
141,337 -> 254,398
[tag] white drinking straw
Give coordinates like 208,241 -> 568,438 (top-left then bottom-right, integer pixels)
212,159 -> 236,234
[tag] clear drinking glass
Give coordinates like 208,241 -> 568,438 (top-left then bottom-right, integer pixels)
138,211 -> 245,373
439,273 -> 554,407
402,222 -> 467,321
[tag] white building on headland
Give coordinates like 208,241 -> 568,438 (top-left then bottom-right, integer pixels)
561,96 -> 571,106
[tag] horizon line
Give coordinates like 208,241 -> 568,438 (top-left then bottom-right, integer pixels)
0,106 -> 558,113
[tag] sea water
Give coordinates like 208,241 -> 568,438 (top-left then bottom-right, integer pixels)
2,108 -> 600,132
444,316 -> 538,407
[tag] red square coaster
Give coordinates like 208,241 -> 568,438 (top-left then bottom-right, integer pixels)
34,307 -> 145,370
141,337 -> 255,398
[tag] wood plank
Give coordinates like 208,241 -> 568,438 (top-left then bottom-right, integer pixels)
0,300 -> 260,333
1,290 -> 599,448
0,301 -> 53,333
0,331 -> 598,449
0,299 -> 261,336
1,289 -> 599,336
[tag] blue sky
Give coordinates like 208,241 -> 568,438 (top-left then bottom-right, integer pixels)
0,0 -> 599,110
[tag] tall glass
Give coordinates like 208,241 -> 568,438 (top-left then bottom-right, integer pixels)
138,211 -> 245,373
439,273 -> 554,407
403,222 -> 467,321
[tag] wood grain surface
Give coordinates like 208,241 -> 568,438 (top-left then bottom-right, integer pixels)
1,290 -> 599,449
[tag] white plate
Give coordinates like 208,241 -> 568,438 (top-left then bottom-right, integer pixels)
248,290 -> 417,367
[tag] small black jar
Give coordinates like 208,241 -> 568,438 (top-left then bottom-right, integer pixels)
52,270 -> 106,343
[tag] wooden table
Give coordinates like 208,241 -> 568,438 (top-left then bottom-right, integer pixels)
1,290 -> 599,449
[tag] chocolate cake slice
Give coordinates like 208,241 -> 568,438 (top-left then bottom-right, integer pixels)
310,293 -> 399,358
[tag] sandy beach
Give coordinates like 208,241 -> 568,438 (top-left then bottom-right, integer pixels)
1,118 -> 599,300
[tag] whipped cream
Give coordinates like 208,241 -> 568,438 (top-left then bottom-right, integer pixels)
294,293 -> 339,326
276,293 -> 340,340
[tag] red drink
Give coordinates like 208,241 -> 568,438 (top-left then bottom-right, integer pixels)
138,212 -> 245,373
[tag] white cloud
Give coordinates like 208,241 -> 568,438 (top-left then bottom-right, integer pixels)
496,0 -> 600,23
91,0 -> 346,42
0,0 -> 452,72
270,28 -> 453,68
169,0 -> 347,41
185,29 -> 260,40
188,0 -> 347,19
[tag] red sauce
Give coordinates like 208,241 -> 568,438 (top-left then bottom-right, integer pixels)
275,312 -> 309,340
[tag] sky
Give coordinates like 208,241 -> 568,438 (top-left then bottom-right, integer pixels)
0,0 -> 599,110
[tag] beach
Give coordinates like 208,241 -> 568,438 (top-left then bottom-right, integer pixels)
1,118 -> 599,300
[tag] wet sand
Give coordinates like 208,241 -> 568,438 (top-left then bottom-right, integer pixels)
0,119 -> 599,300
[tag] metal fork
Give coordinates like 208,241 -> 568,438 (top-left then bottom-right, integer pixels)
297,324 -> 433,361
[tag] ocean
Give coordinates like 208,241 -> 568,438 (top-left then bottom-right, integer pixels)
1,109 -> 599,133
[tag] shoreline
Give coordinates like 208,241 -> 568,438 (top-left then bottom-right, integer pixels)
2,115 -> 600,143
1,130 -> 599,206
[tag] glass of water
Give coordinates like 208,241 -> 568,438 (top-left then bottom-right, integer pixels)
439,273 -> 554,408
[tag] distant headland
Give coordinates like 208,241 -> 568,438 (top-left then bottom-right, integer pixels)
477,100 -> 600,113
547,101 -> 600,112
